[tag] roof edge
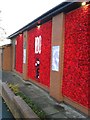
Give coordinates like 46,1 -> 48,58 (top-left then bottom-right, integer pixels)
8,1 -> 81,39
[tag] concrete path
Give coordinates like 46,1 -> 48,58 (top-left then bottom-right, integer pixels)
1,71 -> 89,119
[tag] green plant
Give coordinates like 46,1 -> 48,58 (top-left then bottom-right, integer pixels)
8,83 -> 46,119
8,83 -> 19,94
16,92 -> 46,119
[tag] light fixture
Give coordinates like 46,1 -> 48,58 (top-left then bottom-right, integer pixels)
37,20 -> 41,29
19,33 -> 22,37
37,25 -> 41,29
82,2 -> 86,6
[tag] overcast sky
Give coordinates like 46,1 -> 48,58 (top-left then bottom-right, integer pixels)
0,0 -> 65,37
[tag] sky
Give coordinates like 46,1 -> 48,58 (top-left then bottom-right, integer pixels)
0,0 -> 65,37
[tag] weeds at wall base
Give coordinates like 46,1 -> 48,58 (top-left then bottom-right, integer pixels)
8,83 -> 46,119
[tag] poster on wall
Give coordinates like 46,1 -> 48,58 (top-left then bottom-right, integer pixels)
23,49 -> 26,63
52,46 -> 60,71
35,35 -> 42,54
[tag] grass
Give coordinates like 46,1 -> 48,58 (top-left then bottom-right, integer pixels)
8,83 -> 46,120
16,92 -> 46,119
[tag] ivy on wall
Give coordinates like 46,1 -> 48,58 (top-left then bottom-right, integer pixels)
15,34 -> 23,73
62,5 -> 90,108
27,21 -> 52,87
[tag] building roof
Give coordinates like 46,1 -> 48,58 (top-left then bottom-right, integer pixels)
8,1 -> 82,39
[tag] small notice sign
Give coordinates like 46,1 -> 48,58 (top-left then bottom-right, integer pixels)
23,49 -> 26,63
52,46 -> 60,71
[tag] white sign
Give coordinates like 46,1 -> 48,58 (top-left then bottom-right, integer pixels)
52,46 -> 60,71
15,40 -> 17,45
35,35 -> 42,54
23,49 -> 26,63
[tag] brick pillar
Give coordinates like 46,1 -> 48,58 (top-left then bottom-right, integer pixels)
12,38 -> 16,71
50,13 -> 65,102
23,31 -> 28,80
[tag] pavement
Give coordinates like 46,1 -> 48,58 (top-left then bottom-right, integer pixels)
1,71 -> 90,119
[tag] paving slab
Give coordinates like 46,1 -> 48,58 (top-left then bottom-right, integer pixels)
1,71 -> 88,119
47,112 -> 67,119
43,106 -> 59,115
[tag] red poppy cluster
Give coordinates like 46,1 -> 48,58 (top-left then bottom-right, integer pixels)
27,21 -> 52,87
15,34 -> 23,73
62,5 -> 90,108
